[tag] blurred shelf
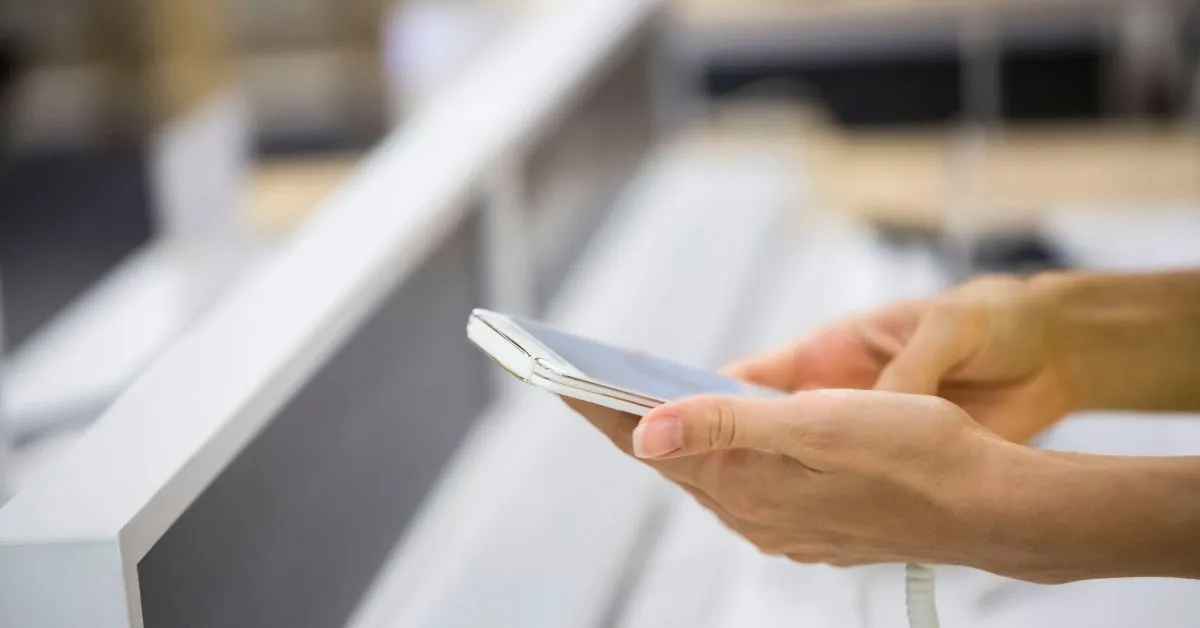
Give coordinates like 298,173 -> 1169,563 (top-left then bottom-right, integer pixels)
675,0 -> 1194,130
685,105 -> 1200,230
0,152 -> 357,453
681,0 -> 1148,26
1,238 -> 268,445
6,427 -> 89,495
807,125 -> 1200,230
678,0 -> 1173,59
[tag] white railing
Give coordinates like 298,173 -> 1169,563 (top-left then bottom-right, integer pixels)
0,1 -> 665,626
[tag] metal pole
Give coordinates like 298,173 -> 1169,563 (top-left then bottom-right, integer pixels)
961,8 -> 1000,128
943,8 -> 1000,283
0,263 -> 11,502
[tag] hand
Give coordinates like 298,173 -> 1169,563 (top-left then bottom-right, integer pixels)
567,388 -> 1019,570
626,389 -> 1036,572
726,275 -> 1076,443
568,390 -> 1200,582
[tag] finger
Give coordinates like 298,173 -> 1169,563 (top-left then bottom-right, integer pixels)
727,300 -> 930,388
721,343 -> 804,391
561,396 -> 638,455
854,299 -> 930,352
721,326 -> 840,391
631,390 -> 872,460
874,305 -> 970,395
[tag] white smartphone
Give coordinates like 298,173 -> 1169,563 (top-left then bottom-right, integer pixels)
467,308 -> 780,415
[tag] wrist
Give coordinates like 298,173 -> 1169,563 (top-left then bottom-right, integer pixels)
1026,271 -> 1090,411
954,439 -> 1071,581
1028,270 -> 1200,412
970,444 -> 1200,583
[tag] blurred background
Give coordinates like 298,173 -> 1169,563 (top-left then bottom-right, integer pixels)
1,0 -> 1199,627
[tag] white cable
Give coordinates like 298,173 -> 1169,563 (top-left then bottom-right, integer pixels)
905,563 -> 939,628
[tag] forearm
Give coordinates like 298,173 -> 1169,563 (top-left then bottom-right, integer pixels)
979,446 -> 1200,583
1032,270 -> 1200,413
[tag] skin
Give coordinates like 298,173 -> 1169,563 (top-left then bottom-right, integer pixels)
566,271 -> 1200,583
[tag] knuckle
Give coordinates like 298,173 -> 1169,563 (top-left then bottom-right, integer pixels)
704,399 -> 740,449
927,398 -> 975,437
911,392 -> 960,416
929,299 -> 981,333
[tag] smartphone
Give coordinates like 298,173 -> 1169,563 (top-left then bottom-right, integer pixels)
467,309 -> 781,415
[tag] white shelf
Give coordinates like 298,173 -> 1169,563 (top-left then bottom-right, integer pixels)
0,2 -> 665,626
1,237 -> 266,447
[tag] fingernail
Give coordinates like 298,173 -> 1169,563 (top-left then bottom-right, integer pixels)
632,414 -> 684,459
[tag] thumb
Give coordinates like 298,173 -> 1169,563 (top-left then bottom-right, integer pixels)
632,393 -> 836,460
874,305 -> 972,394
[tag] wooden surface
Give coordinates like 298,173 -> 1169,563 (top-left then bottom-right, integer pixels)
812,126 -> 1200,229
246,112 -> 1200,237
245,155 -> 363,235
688,105 -> 1200,230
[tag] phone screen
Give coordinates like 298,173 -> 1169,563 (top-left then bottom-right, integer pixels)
512,317 -> 780,402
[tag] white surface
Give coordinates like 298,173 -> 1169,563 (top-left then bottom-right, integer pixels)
0,1 -> 661,627
1,238 -> 260,444
6,427 -> 89,492
1042,203 -> 1200,272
